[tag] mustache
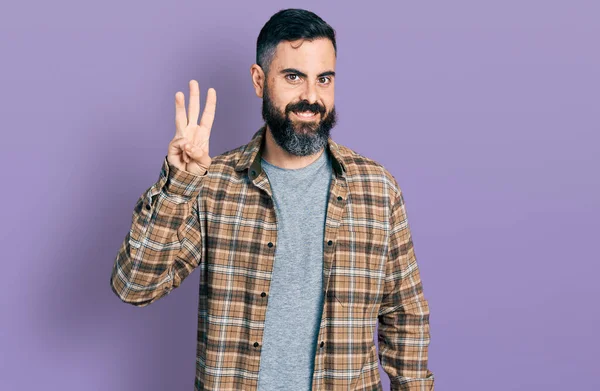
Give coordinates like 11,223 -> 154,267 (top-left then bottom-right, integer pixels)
286,101 -> 326,115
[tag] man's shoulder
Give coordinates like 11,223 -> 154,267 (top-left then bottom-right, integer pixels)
336,143 -> 402,198
205,139 -> 403,198
212,144 -> 246,163
204,143 -> 247,176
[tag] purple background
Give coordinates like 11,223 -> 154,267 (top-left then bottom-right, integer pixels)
1,1 -> 598,390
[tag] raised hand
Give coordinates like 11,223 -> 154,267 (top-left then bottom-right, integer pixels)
167,80 -> 216,175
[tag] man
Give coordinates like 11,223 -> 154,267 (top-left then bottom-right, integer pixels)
110,8 -> 434,391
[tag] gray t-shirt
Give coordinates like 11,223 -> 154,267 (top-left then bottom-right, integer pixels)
256,148 -> 333,390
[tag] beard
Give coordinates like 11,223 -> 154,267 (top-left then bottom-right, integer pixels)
261,82 -> 338,157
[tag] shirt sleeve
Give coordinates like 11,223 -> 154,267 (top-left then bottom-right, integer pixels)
377,185 -> 435,390
110,155 -> 207,307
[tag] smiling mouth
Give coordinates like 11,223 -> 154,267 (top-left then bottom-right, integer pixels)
292,110 -> 319,120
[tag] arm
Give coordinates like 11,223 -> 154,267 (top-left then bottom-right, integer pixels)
110,155 -> 206,307
378,186 -> 435,390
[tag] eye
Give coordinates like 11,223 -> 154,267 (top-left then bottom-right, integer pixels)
285,74 -> 301,82
319,76 -> 332,84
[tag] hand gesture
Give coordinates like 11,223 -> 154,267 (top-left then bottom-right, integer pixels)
167,80 -> 216,175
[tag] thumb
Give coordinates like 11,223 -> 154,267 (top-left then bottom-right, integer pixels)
185,140 -> 210,163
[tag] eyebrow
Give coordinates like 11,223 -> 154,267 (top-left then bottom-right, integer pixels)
279,68 -> 336,78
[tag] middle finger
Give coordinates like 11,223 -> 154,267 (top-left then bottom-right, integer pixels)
187,80 -> 200,126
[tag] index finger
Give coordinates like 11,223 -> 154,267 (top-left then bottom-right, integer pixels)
198,88 -> 217,135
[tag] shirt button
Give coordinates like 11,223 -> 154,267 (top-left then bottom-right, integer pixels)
268,242 -> 273,248
320,341 -> 325,348
145,204 -> 151,210
261,292 -> 266,297
327,240 -> 333,246
254,342 -> 259,347
337,196 -> 342,201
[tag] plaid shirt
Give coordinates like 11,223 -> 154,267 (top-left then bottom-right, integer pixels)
110,125 -> 434,390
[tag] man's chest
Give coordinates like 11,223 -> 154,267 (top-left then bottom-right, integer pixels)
198,174 -> 390,311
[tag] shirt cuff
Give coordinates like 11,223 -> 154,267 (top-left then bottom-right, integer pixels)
161,155 -> 207,197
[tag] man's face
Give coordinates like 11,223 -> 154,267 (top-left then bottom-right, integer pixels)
261,38 -> 337,156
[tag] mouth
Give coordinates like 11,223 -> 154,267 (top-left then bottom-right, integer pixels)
292,110 -> 319,120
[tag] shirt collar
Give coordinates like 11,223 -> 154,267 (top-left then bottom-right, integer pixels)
234,125 -> 347,178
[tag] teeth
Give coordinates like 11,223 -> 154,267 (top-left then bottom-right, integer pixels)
296,111 -> 316,117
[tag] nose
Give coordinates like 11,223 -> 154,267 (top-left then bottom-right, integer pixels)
299,79 -> 318,105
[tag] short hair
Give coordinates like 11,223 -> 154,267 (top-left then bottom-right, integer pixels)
256,8 -> 337,77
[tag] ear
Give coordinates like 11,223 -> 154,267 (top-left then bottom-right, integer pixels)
250,64 -> 265,98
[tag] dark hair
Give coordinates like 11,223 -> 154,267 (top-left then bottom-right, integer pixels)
256,8 -> 337,77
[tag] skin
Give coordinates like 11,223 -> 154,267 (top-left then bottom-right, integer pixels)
167,80 -> 216,175
250,37 -> 337,169
167,37 -> 336,175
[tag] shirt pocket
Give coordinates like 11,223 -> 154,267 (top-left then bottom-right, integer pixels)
331,226 -> 387,311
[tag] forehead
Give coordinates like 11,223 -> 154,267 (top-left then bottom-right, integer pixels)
271,38 -> 336,72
